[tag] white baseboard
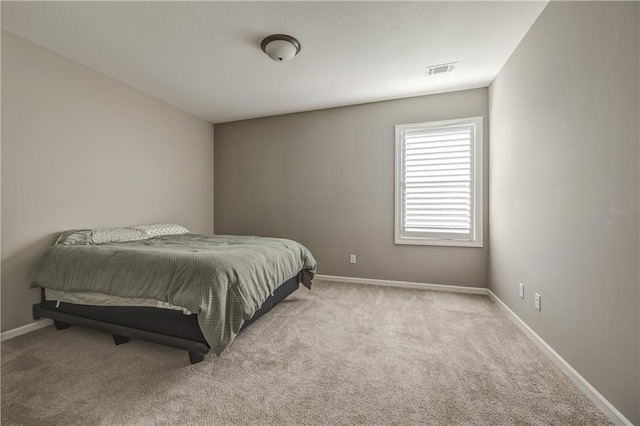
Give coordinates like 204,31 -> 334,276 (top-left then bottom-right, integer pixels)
487,290 -> 631,426
1,319 -> 53,342
315,274 -> 488,295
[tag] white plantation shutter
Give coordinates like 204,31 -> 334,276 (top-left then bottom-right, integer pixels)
395,117 -> 483,247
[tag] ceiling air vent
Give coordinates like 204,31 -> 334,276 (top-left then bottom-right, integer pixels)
426,62 -> 457,76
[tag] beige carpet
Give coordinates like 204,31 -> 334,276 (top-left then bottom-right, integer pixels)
2,281 -> 611,425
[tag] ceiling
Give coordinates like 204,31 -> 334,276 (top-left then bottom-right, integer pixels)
2,1 -> 547,124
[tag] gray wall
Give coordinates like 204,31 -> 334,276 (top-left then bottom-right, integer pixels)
488,2 -> 639,423
1,31 -> 215,332
215,89 -> 488,287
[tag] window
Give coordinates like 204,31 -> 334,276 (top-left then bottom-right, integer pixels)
395,117 -> 483,247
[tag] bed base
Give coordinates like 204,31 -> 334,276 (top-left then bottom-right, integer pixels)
33,276 -> 300,365
34,306 -> 211,363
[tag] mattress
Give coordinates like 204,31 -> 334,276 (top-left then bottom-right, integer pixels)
45,289 -> 193,314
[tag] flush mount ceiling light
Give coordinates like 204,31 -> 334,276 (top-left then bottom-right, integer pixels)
260,34 -> 301,63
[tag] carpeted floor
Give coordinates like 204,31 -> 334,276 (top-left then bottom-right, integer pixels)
2,281 -> 611,425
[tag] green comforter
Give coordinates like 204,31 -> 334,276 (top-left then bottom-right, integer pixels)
31,234 -> 317,355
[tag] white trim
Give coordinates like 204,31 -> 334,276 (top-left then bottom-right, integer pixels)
487,290 -> 632,426
315,274 -> 488,295
1,319 -> 53,342
394,237 -> 483,248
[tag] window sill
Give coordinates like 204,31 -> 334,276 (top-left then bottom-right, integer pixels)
394,237 -> 483,248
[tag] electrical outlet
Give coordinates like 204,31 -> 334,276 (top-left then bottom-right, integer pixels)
519,283 -> 525,299
535,293 -> 541,311
350,254 -> 356,264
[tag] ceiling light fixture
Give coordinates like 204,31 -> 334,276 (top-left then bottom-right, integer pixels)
260,34 -> 301,63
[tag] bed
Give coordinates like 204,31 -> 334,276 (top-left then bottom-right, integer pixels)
30,225 -> 317,364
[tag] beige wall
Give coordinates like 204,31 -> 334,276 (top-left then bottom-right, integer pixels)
1,31 -> 215,332
488,2 -> 639,423
215,89 -> 488,287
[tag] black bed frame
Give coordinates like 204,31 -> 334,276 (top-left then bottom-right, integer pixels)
32,276 -> 300,364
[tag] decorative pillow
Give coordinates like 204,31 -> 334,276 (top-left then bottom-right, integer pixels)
55,230 -> 92,245
55,228 -> 148,245
90,228 -> 148,245
133,223 -> 190,238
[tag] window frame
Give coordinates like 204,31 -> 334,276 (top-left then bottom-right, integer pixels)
394,116 -> 483,248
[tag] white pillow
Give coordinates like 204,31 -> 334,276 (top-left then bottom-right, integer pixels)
133,223 -> 190,238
